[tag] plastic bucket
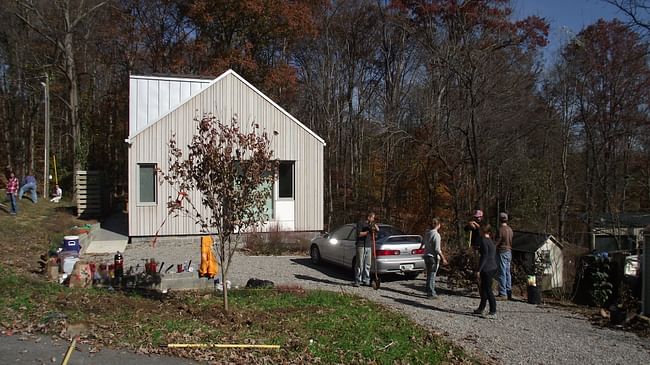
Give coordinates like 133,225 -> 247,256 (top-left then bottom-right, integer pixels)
62,257 -> 80,274
527,285 -> 541,304
63,235 -> 81,252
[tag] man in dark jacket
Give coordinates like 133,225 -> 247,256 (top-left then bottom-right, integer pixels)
354,212 -> 377,287
473,224 -> 498,319
464,209 -> 483,249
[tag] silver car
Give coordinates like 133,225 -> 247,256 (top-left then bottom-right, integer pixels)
309,223 -> 425,279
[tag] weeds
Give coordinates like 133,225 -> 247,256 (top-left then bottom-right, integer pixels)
243,223 -> 311,255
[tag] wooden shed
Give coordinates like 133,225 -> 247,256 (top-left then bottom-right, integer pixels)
126,70 -> 325,238
512,231 -> 564,290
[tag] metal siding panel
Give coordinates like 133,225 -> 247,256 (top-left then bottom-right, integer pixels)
181,82 -> 191,102
147,80 -> 159,130
136,79 -> 149,134
129,79 -> 137,136
169,81 -> 181,109
159,80 -> 170,117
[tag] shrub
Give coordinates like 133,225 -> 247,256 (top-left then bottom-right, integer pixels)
590,254 -> 613,308
243,223 -> 311,255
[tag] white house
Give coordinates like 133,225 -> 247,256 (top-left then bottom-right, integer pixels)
512,231 -> 564,289
126,70 -> 325,238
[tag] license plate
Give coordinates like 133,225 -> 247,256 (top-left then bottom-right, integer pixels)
400,264 -> 414,271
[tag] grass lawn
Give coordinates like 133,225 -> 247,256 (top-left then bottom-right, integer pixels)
0,199 -> 477,364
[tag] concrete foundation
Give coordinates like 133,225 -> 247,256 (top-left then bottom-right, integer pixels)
118,271 -> 216,292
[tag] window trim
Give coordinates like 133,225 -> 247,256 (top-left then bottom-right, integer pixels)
277,161 -> 295,200
137,162 -> 158,206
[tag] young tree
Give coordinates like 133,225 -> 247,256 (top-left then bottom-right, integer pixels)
162,114 -> 277,312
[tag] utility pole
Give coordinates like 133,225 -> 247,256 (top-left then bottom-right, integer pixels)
42,73 -> 50,198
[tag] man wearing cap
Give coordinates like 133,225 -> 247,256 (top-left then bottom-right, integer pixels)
495,212 -> 514,300
465,209 -> 483,249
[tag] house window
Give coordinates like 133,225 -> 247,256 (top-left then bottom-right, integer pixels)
278,161 -> 294,199
138,163 -> 157,203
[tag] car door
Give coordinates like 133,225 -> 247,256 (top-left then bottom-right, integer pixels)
342,226 -> 358,269
322,225 -> 354,265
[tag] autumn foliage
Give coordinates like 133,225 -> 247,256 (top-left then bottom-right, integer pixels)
0,0 -> 648,249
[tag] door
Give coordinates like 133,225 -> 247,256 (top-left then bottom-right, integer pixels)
342,226 -> 358,269
322,225 -> 354,265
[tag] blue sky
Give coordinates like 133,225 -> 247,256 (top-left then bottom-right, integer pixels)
513,0 -> 624,63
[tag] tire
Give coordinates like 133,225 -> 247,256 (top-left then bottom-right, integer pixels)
310,245 -> 321,264
404,271 -> 420,280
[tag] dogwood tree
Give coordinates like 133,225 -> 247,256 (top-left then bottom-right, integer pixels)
162,114 -> 277,312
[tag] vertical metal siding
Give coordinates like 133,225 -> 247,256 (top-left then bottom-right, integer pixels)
129,73 -> 324,236
128,76 -> 211,136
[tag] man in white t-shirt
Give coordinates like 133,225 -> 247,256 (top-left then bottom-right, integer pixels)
50,184 -> 62,203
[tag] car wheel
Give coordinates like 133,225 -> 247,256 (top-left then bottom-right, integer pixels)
404,272 -> 420,280
310,245 -> 321,264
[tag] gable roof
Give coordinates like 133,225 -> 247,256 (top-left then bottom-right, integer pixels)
512,230 -> 563,253
128,69 -> 325,145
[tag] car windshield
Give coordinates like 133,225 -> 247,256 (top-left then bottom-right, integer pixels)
376,225 -> 420,243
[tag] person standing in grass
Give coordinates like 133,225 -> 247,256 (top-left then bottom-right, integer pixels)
421,217 -> 448,299
6,171 -> 18,215
18,171 -> 38,203
473,224 -> 498,319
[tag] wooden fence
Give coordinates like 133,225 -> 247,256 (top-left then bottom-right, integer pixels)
76,170 -> 102,217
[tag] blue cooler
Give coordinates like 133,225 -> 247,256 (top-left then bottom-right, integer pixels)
62,235 -> 81,253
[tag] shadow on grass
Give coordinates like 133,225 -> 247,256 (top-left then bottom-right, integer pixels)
54,205 -> 77,216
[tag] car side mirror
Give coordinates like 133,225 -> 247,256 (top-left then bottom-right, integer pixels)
322,232 -> 329,238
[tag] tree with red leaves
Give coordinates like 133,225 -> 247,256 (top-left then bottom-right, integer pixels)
161,114 -> 277,312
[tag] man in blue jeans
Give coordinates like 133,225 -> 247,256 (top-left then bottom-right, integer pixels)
421,217 -> 448,298
495,212 -> 513,300
18,172 -> 38,203
353,212 -> 378,287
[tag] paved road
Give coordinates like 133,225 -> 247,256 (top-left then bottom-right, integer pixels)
0,334 -> 197,365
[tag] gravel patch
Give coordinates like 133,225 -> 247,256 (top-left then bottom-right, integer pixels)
88,242 -> 650,365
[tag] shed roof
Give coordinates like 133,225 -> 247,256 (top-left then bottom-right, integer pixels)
512,230 -> 563,253
590,213 -> 650,228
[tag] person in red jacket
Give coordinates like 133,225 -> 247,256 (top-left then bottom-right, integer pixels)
6,170 -> 18,215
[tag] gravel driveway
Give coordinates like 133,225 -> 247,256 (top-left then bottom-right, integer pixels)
89,241 -> 650,365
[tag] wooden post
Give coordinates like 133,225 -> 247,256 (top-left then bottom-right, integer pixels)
642,228 -> 650,316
